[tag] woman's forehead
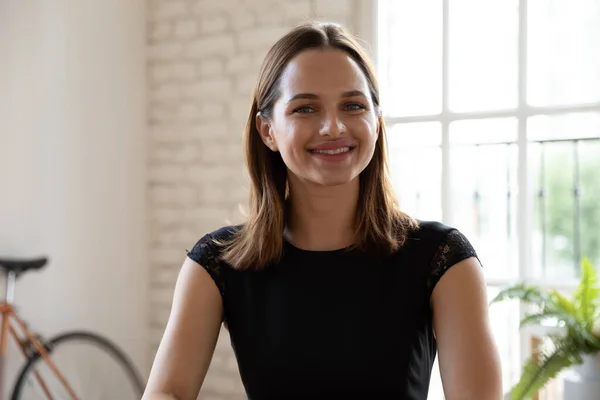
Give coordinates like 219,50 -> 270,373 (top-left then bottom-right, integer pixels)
279,49 -> 369,95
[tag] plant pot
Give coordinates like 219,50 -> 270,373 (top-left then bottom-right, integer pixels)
563,353 -> 600,400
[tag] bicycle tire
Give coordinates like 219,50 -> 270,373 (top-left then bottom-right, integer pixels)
11,331 -> 145,400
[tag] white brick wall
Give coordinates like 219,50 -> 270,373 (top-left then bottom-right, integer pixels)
147,0 -> 371,398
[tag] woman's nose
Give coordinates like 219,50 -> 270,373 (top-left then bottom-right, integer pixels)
319,113 -> 346,137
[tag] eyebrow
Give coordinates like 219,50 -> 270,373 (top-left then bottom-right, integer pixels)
286,90 -> 367,104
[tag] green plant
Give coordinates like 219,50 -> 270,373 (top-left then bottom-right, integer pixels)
490,257 -> 600,400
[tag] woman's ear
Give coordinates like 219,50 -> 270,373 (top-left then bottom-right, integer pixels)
256,112 -> 278,152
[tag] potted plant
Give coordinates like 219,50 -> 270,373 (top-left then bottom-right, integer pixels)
490,257 -> 600,400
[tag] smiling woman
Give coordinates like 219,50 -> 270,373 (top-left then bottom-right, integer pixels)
142,21 -> 503,400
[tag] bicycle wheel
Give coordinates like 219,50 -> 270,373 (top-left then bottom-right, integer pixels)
11,331 -> 145,400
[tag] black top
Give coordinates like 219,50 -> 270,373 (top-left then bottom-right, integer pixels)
187,220 -> 479,400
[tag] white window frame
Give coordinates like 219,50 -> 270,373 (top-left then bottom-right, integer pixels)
372,0 -> 600,378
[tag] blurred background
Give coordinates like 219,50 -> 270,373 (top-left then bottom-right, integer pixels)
1,0 -> 599,399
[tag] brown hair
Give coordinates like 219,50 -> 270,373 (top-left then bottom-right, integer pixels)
218,21 -> 418,269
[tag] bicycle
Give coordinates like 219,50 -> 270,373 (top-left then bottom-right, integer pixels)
0,256 -> 145,399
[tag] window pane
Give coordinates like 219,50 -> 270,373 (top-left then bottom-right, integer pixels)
448,0 -> 518,112
530,141 -> 576,279
528,112 -> 600,141
386,122 -> 442,221
529,113 -> 600,279
579,141 -> 600,271
377,0 -> 442,117
528,0 -> 600,106
450,118 -> 519,280
487,286 -> 521,395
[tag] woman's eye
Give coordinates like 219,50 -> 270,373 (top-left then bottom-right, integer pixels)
345,103 -> 366,111
293,106 -> 315,113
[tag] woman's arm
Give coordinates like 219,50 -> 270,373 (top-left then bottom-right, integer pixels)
142,257 -> 223,400
431,257 -> 503,400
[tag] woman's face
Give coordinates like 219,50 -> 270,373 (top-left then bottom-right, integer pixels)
257,48 -> 379,187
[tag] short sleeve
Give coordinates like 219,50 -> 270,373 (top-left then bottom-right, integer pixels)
427,229 -> 480,297
186,234 -> 226,297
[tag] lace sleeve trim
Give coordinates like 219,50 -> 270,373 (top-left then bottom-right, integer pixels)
186,234 -> 226,297
427,229 -> 479,297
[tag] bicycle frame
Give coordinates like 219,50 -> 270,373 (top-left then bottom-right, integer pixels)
0,270 -> 79,400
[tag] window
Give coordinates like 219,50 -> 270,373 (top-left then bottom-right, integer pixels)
376,0 -> 600,398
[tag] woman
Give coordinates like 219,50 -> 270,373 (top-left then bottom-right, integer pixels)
143,22 -> 503,400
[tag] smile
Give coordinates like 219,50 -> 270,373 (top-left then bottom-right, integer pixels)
309,147 -> 353,155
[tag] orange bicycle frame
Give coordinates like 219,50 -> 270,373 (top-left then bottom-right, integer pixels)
0,271 -> 79,400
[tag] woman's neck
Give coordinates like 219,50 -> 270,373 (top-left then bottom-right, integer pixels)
285,176 -> 359,251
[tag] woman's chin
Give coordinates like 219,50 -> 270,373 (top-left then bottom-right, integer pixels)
309,174 -> 359,188
288,169 -> 361,188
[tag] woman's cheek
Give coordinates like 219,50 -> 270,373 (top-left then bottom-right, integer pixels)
287,121 -> 313,149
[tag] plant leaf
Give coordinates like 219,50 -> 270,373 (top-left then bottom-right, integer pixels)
549,290 -> 576,316
491,279 -> 600,345
510,337 -> 580,400
573,257 -> 600,328
519,311 -> 572,329
490,283 -> 550,306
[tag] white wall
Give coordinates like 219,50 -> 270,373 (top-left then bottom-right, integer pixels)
0,0 -> 148,392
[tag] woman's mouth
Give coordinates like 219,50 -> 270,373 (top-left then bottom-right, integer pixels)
308,146 -> 355,161
309,146 -> 353,155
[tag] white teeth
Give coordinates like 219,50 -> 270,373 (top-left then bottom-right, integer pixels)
312,147 -> 351,155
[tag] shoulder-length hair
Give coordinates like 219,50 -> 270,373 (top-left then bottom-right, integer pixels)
218,21 -> 418,269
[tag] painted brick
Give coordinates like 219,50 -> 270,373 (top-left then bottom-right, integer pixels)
149,283 -> 176,305
171,62 -> 197,80
150,125 -> 186,144
256,8 -> 286,25
235,75 -> 256,96
152,207 -> 181,227
149,164 -> 186,184
149,21 -> 172,41
314,0 -> 352,17
192,0 -> 243,14
236,27 -> 288,51
174,18 -> 199,38
201,14 -> 229,34
225,53 -> 253,74
151,82 -> 182,102
184,121 -> 229,140
283,0 -> 313,20
150,103 -> 176,123
148,42 -> 184,61
186,35 -> 235,58
152,266 -> 179,285
199,58 -> 224,77
150,184 -> 196,206
183,79 -> 233,100
151,1 -> 188,21
199,102 -> 226,119
229,10 -> 257,30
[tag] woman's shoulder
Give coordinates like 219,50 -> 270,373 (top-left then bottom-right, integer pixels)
187,224 -> 242,258
408,219 -> 476,255
185,225 -> 242,295
409,220 -> 480,296
409,219 -> 457,241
